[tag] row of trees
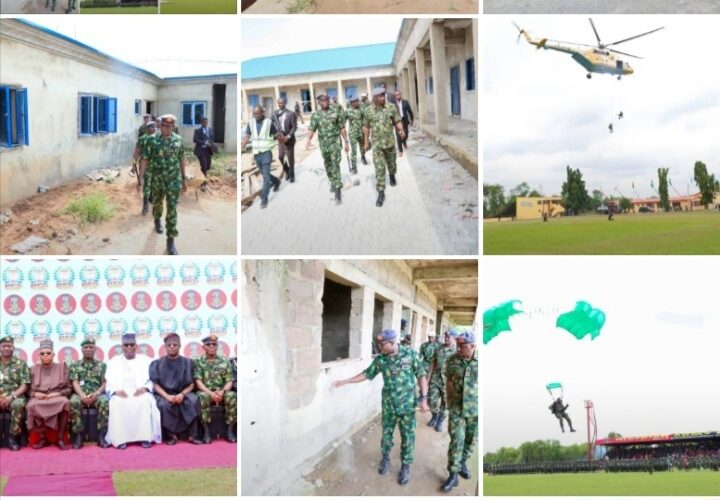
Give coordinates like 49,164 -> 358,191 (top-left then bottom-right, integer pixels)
483,161 -> 718,218
484,439 -> 587,464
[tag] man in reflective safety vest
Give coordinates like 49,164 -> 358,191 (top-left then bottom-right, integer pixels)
241,106 -> 282,209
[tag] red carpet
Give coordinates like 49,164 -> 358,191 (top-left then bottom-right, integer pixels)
0,442 -> 236,496
4,472 -> 116,496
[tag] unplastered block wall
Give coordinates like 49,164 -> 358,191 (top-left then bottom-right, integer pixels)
0,36 -> 158,207
241,259 -> 438,495
444,26 -> 477,122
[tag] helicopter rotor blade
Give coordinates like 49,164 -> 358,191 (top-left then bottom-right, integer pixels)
605,26 -> 665,47
589,18 -> 603,46
609,48 -> 643,59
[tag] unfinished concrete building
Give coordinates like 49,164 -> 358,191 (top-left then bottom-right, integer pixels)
241,259 -> 478,495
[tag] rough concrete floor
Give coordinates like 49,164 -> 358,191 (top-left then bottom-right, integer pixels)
243,0 -> 477,13
300,412 -> 479,496
483,0 -> 720,13
0,0 -> 74,13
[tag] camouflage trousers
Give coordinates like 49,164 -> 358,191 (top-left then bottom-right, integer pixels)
1,397 -> 26,435
447,411 -> 478,472
380,406 -> 416,464
143,168 -> 153,199
349,134 -> 364,170
320,143 -> 343,190
70,394 -> 109,434
152,184 -> 180,238
429,378 -> 447,414
373,146 -> 397,191
197,391 -> 237,425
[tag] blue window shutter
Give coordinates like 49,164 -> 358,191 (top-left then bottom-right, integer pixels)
16,89 -> 28,145
2,88 -> 10,147
108,97 -> 117,133
182,103 -> 192,126
466,58 -> 475,91
344,86 -> 357,100
248,95 -> 259,107
80,96 -> 92,135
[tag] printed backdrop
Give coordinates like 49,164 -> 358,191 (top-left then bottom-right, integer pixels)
1,258 -> 237,365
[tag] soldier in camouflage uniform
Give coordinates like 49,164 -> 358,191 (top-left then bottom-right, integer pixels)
69,338 -> 109,449
332,329 -> 428,486
419,333 -> 438,374
193,335 -> 236,443
427,330 -> 457,431
442,332 -> 478,492
305,93 -> 349,205
140,114 -> 188,255
0,335 -> 30,451
345,95 -> 367,172
363,87 -> 405,207
134,121 -> 157,216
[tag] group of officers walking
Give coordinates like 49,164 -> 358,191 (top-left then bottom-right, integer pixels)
0,332 -> 236,451
332,329 -> 477,493
242,85 -> 414,209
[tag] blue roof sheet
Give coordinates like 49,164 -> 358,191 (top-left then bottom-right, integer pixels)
242,42 -> 395,80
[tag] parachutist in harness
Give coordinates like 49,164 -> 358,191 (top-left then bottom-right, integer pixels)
618,111 -> 624,119
549,398 -> 576,433
608,123 -> 614,134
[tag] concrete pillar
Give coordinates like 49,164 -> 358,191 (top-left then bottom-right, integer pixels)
274,85 -> 280,100
429,22 -> 449,133
353,286 -> 375,360
241,88 -> 248,122
408,59 -> 417,113
337,79 -> 344,107
414,47 -> 428,123
401,67 -> 410,101
366,77 -> 372,96
435,309 -> 443,336
308,82 -> 315,112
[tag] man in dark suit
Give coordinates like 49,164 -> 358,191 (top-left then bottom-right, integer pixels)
193,117 -> 214,177
273,97 -> 298,183
394,91 -> 414,156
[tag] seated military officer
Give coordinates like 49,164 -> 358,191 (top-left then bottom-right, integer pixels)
0,335 -> 30,451
193,335 -> 236,443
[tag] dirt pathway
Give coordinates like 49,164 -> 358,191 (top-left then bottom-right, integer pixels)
0,158 -> 237,255
483,0 -> 720,13
299,413 -> 479,496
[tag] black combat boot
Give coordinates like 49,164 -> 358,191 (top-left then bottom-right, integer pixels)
98,429 -> 110,449
8,434 -> 20,451
398,463 -> 410,485
142,196 -> 149,215
361,155 -> 368,165
335,187 -> 342,205
273,177 -> 281,192
428,412 -> 438,427
389,174 -> 397,186
376,191 -> 385,207
202,424 -> 212,444
72,432 -> 83,449
167,238 -> 178,255
459,461 -> 472,479
154,218 -> 164,234
378,454 -> 390,475
289,166 -> 295,183
227,426 -> 237,443
441,472 -> 459,492
435,412 -> 445,432
351,166 -> 358,174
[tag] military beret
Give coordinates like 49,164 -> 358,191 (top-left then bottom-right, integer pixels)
121,333 -> 136,344
457,331 -> 476,344
80,338 -> 96,347
316,93 -> 328,101
349,95 -> 359,102
376,329 -> 397,342
202,334 -> 219,345
448,328 -> 460,337
146,121 -> 157,128
39,339 -> 54,350
0,335 -> 14,345
163,333 -> 180,343
160,114 -> 177,124
372,87 -> 386,97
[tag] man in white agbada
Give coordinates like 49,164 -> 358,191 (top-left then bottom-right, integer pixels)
105,333 -> 161,449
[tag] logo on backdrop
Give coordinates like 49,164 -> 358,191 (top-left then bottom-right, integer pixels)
230,261 -> 237,283
30,320 -> 51,342
155,264 -> 176,286
132,316 -> 153,339
2,266 -> 24,290
157,316 -> 178,336
3,294 -> 25,316
82,318 -> 103,340
57,346 -> 79,364
207,314 -> 228,336
105,264 -> 126,288
182,315 -> 203,337
232,289 -> 237,307
4,321 -> 26,343
57,319 -> 78,343
206,289 -> 227,310
180,262 -> 201,286
137,343 -> 155,358
156,291 -> 177,312
107,318 -> 129,340
205,262 -> 225,285
29,294 -> 51,315
54,265 -> 75,289
81,293 -> 102,314
106,292 -> 127,313
29,266 -> 50,289
181,290 -> 202,311
130,263 -> 151,286
80,264 -> 101,288
55,293 -> 77,315
131,291 -> 152,312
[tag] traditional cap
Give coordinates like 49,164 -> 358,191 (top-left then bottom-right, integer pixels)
316,93 -> 329,101
376,329 -> 398,342
80,338 -> 96,347
39,339 -> 54,350
372,87 -> 386,97
163,332 -> 180,343
0,335 -> 14,345
202,334 -> 219,345
159,114 -> 177,124
457,331 -> 476,344
121,333 -> 136,344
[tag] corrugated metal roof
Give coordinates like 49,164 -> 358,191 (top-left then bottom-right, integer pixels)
241,42 -> 395,80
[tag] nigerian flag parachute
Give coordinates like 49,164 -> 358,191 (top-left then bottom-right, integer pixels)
556,301 -> 606,340
483,300 -> 522,345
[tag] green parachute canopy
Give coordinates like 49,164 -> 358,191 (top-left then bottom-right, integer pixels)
483,300 -> 522,345
546,382 -> 564,398
545,382 -> 563,391
556,301 -> 606,340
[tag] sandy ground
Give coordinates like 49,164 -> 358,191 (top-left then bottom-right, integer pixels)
298,413 -> 479,496
0,157 -> 237,256
483,0 -> 720,13
244,0 -> 477,13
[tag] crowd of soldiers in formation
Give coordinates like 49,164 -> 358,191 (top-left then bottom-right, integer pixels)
0,333 -> 237,451
333,326 -> 478,493
485,456 -> 720,475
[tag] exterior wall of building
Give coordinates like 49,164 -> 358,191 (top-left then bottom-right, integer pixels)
516,197 -> 565,219
241,260 -> 438,495
0,32 -> 159,207
158,76 -> 237,153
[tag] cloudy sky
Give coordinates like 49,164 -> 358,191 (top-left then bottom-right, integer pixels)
483,15 -> 720,199
18,15 -> 238,78
482,257 -> 720,452
241,17 -> 402,61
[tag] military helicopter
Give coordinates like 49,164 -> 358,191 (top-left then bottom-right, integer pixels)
514,18 -> 664,80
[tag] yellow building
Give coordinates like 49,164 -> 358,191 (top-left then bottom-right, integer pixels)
515,196 -> 565,220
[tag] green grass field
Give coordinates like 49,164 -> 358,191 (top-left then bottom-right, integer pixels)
0,476 -> 7,496
81,5 -> 158,13
160,0 -> 236,13
114,467 -> 236,495
484,470 -> 720,495
484,211 -> 720,254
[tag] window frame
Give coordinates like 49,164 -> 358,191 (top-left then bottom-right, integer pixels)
465,57 -> 476,91
134,99 -> 141,116
0,86 -> 29,148
181,101 -> 207,127
78,93 -> 118,136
